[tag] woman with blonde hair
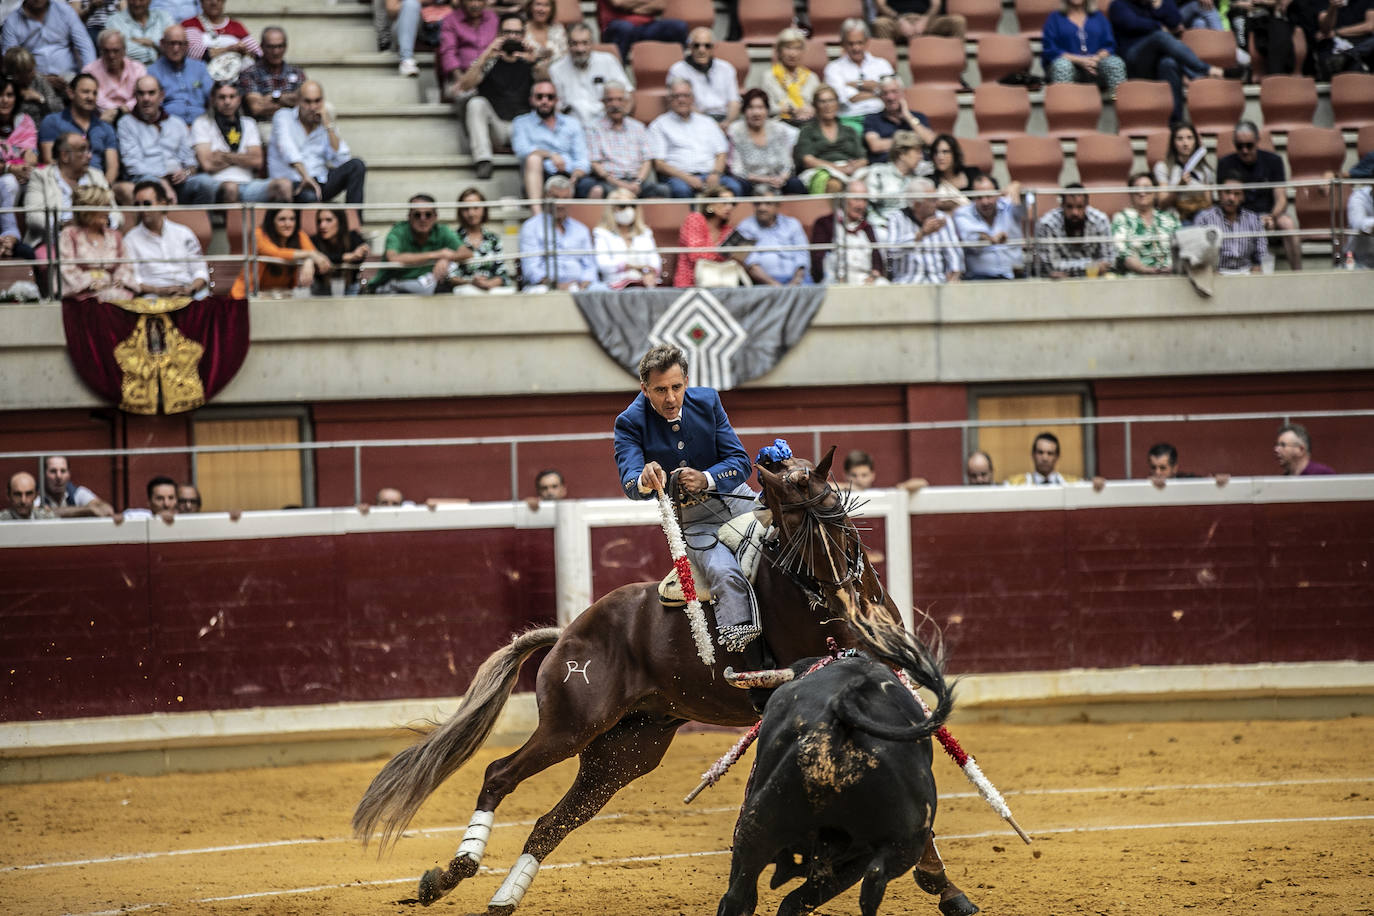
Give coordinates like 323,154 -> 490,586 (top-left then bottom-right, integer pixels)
58,185 -> 136,300
523,0 -> 566,64
747,28 -> 819,125
1041,0 -> 1126,94
593,188 -> 661,288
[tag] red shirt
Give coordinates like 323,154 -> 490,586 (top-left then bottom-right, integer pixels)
673,211 -> 730,288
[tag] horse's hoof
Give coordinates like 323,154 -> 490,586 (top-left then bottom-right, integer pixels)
451,854 -> 480,881
938,892 -> 980,916
418,867 -> 453,906
914,866 -> 948,895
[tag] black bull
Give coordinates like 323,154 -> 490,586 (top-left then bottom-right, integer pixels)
718,640 -> 971,916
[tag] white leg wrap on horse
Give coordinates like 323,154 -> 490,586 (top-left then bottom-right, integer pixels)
455,810 -> 495,861
488,853 -> 540,909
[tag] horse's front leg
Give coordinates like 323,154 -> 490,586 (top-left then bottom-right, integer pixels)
417,808 -> 494,905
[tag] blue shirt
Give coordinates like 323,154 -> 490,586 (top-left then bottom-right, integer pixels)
1040,10 -> 1117,69
612,387 -> 752,501
117,112 -> 194,178
38,108 -> 119,163
146,56 -> 212,123
736,214 -> 811,285
953,197 -> 1026,279
510,112 -> 590,177
267,106 -> 353,182
150,0 -> 201,21
2,2 -> 96,76
518,213 -> 597,287
860,109 -> 931,164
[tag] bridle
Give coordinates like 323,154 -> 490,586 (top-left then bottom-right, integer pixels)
763,473 -> 867,610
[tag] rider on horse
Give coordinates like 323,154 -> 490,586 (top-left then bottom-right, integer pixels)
613,344 -> 767,670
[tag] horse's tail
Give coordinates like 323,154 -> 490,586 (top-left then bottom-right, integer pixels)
845,612 -> 954,740
352,626 -> 562,852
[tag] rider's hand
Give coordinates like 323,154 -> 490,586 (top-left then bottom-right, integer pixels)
638,462 -> 667,493
676,468 -> 709,494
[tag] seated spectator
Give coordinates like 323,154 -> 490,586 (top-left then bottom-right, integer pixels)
191,81 -> 291,203
21,131 -> 108,251
882,175 -> 963,284
953,175 -> 1025,279
109,0 -> 174,67
83,30 -> 145,122
746,28 -> 819,126
38,73 -> 118,182
152,1 -> 201,22
727,89 -> 802,196
1273,422 -> 1335,476
1041,0 -> 1126,95
811,178 -> 885,284
928,132 -> 981,211
450,185 -> 511,292
121,474 -> 179,519
647,80 -> 745,198
176,483 -> 201,512
59,184 -> 135,300
794,84 -> 867,195
147,26 -> 212,124
843,449 -> 875,489
862,76 -> 933,165
518,173 -> 598,290
310,208 -> 369,296
437,0 -> 497,98
1193,172 -> 1268,274
5,47 -> 64,123
823,19 -> 894,129
0,74 -> 39,233
865,129 -> 929,227
512,80 -> 589,209
523,0 -> 566,65
181,0 -> 261,70
372,194 -> 464,295
1005,431 -> 1080,485
597,0 -> 688,63
114,75 -> 217,206
1349,182 -> 1373,270
1034,183 -> 1113,278
870,0 -> 966,41
578,81 -> 663,199
1216,120 -> 1300,271
268,80 -> 367,204
124,179 -> 209,298
1178,0 -> 1226,30
2,0 -> 96,79
40,455 -> 114,516
735,185 -> 810,286
549,22 -> 630,128
456,14 -> 535,180
672,184 -> 737,287
1152,120 -> 1213,222
965,450 -> 994,484
1315,0 -> 1374,78
1108,0 -> 1234,123
666,27 -> 740,124
388,0 -> 455,79
237,27 -> 305,121
1,471 -> 55,520
1111,171 -> 1179,275
229,207 -> 329,298
1245,0 -> 1305,78
593,187 -> 662,287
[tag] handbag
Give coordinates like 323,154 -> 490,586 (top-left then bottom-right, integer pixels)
694,258 -> 752,288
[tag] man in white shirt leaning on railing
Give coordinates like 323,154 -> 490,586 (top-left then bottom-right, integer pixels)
123,178 -> 210,298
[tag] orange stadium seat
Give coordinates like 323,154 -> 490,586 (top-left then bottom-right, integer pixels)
801,40 -> 830,73
1143,128 -> 1171,170
643,200 -> 693,280
1043,82 -> 1102,138
714,41 -> 751,78
738,0 -> 794,45
632,88 -> 668,124
1014,0 -> 1060,38
958,135 -> 994,173
781,195 -> 836,234
1258,75 -> 1317,133
224,206 -> 249,255
555,0 -> 581,23
662,0 -> 713,31
595,43 -> 622,63
1113,80 -> 1172,137
1330,72 -> 1374,132
1286,126 -> 1350,239
868,37 -> 899,69
1184,77 -> 1244,135
908,36 -> 967,91
947,0 -> 1003,39
630,41 -> 683,88
976,34 -> 1034,84
1074,131 -> 1133,214
972,83 -> 1030,139
1005,133 -> 1065,188
1181,28 -> 1240,69
807,0 -> 857,43
905,86 -> 959,134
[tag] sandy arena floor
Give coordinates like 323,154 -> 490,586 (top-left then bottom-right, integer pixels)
4,716 -> 1373,916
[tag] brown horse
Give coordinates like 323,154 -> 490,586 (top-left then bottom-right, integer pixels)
352,448 -> 977,914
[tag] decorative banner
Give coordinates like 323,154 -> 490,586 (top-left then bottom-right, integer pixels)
574,287 -> 825,390
62,295 -> 250,414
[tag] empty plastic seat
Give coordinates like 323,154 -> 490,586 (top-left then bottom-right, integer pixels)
1258,75 -> 1317,133
781,196 -> 836,234
1360,124 -> 1374,158
905,86 -> 959,135
1074,132 -> 1133,184
1185,77 -> 1244,135
1043,82 -> 1102,138
663,0 -> 713,31
630,41 -> 683,88
738,0 -> 794,44
801,41 -> 829,73
1142,128 -> 1171,169
554,0 -> 581,23
947,0 -> 1003,39
958,135 -> 995,174
643,200 -> 693,279
714,40 -> 751,77
972,82 -> 1030,139
1181,28 -> 1240,69
633,88 -> 668,124
977,34 -> 1033,84
868,37 -> 899,69
595,42 -> 622,62
176,208 -> 213,253
1113,80 -> 1173,137
1015,0 -> 1060,38
1005,134 -> 1065,188
808,0 -> 856,43
908,36 -> 967,91
1287,127 -> 1348,240
1331,72 -> 1374,132
225,206 -> 249,255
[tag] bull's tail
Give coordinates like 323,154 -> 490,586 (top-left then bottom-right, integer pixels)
839,613 -> 953,741
352,626 -> 562,852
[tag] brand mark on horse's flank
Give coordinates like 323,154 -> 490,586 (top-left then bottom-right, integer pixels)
564,660 -> 591,684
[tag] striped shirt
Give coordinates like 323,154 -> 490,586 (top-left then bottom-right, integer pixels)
587,115 -> 650,181
1193,205 -> 1267,272
1034,205 -> 1113,277
882,209 -> 964,284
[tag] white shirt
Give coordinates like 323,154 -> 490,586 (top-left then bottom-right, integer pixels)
592,224 -> 661,286
123,219 -> 209,289
548,50 -> 629,126
646,110 -> 727,175
823,52 -> 895,119
824,221 -> 878,284
268,107 -> 352,183
666,58 -> 739,120
190,113 -> 263,183
1348,185 -> 1373,270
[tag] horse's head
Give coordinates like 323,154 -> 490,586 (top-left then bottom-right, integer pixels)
755,445 -> 864,593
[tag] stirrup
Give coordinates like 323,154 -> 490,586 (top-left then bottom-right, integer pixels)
717,624 -> 761,653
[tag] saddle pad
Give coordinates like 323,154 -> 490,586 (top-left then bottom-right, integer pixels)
658,509 -> 773,606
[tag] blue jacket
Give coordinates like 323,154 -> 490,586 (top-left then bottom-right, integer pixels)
1041,10 -> 1117,69
612,386 -> 751,500
1108,0 -> 1181,60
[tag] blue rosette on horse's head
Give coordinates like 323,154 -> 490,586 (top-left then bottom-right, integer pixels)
755,438 -> 793,481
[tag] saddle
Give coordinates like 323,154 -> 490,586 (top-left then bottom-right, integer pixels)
658,509 -> 773,607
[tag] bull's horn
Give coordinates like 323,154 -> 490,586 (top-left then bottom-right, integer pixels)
724,667 -> 795,689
